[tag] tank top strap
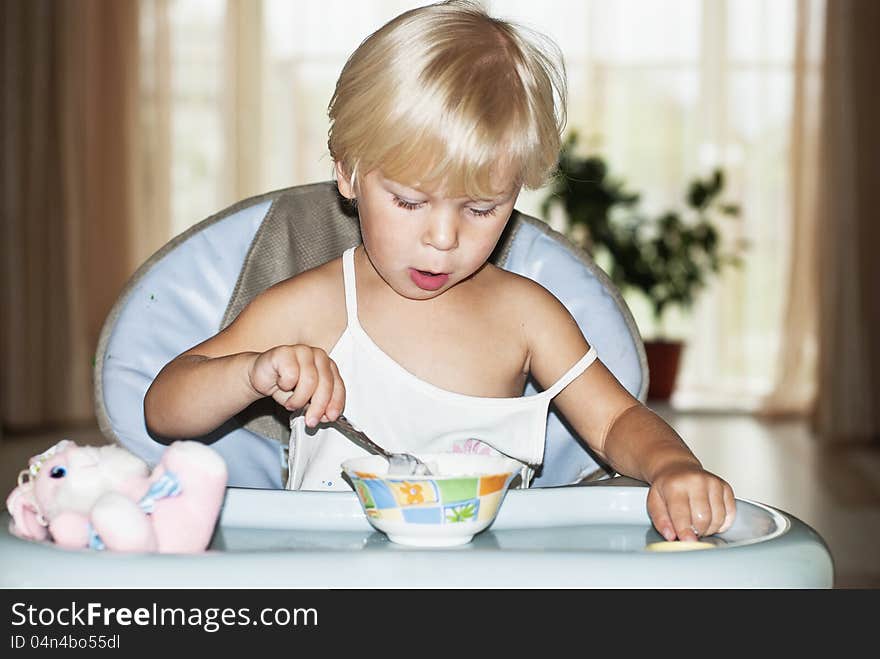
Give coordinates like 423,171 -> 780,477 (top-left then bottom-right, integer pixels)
341,246 -> 359,330
542,346 -> 599,399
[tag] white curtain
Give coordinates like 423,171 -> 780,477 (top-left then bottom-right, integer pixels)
759,0 -> 824,418
140,0 -> 824,412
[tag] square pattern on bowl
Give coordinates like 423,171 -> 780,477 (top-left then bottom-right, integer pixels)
350,471 -> 513,525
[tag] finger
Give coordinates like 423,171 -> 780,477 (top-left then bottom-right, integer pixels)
272,348 -> 301,393
719,483 -> 737,533
688,491 -> 712,538
266,350 -> 299,407
646,487 -> 676,541
286,359 -> 318,412
668,491 -> 699,542
306,352 -> 336,426
271,386 -> 296,409
323,361 -> 346,422
252,350 -> 294,396
705,480 -> 726,536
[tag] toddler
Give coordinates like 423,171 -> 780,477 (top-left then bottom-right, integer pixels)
145,0 -> 735,542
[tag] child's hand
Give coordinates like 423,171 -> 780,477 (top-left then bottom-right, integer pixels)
248,345 -> 345,427
646,463 -> 736,542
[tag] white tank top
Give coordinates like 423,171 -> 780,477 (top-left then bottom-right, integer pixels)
286,246 -> 598,491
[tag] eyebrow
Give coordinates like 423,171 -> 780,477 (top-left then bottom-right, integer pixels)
381,176 -> 512,204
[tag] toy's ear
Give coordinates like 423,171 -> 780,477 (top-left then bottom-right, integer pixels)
27,439 -> 74,471
5,474 -> 49,541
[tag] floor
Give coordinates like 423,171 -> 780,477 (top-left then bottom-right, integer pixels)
2,408 -> 878,588
654,404 -> 880,589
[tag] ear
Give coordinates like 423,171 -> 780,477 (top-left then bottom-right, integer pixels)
6,479 -> 49,541
27,439 -> 74,471
335,161 -> 355,200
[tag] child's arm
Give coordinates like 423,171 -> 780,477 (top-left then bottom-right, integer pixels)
594,403 -> 736,542
144,276 -> 346,441
522,282 -> 736,541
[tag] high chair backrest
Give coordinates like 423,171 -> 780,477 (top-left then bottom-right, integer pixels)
95,182 -> 647,488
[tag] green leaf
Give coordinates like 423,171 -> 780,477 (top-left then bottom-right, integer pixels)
540,131 -> 744,324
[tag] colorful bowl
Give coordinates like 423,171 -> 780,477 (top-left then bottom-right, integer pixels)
341,453 -> 523,547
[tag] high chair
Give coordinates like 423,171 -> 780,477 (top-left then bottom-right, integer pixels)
94,182 -> 648,489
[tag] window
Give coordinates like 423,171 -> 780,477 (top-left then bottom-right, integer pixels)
141,0 -> 822,407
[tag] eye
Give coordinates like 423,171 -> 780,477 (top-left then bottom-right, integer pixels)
50,465 -> 67,479
392,195 -> 424,211
468,206 -> 498,218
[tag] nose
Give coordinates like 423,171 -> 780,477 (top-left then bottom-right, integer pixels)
422,207 -> 459,251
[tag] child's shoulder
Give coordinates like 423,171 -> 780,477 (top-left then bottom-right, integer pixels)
256,256 -> 343,306
481,263 -> 568,314
481,263 -> 584,343
236,256 -> 345,347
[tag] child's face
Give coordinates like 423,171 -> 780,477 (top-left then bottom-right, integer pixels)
336,165 -> 520,300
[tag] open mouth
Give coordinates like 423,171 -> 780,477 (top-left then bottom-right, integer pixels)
409,268 -> 449,291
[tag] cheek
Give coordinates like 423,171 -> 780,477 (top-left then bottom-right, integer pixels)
360,220 -> 398,257
463,216 -> 510,252
360,207 -> 411,252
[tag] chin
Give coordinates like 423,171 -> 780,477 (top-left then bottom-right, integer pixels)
400,285 -> 448,301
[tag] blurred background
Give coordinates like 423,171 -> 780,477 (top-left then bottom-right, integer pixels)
2,0 -> 878,586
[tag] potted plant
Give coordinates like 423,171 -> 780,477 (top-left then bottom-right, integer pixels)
542,132 -> 745,401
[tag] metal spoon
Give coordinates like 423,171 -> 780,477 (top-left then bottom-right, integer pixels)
329,414 -> 433,476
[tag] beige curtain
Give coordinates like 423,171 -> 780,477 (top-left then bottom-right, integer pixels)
224,0 -> 264,204
810,0 -> 880,444
758,0 -> 823,417
136,0 -> 173,269
759,0 -> 880,446
1,0 -> 154,431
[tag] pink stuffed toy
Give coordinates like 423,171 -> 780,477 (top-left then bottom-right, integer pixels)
6,439 -> 227,553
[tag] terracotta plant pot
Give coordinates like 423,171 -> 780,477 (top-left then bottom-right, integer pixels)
644,339 -> 684,401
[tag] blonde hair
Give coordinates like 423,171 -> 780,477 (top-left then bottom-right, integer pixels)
327,0 -> 567,199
